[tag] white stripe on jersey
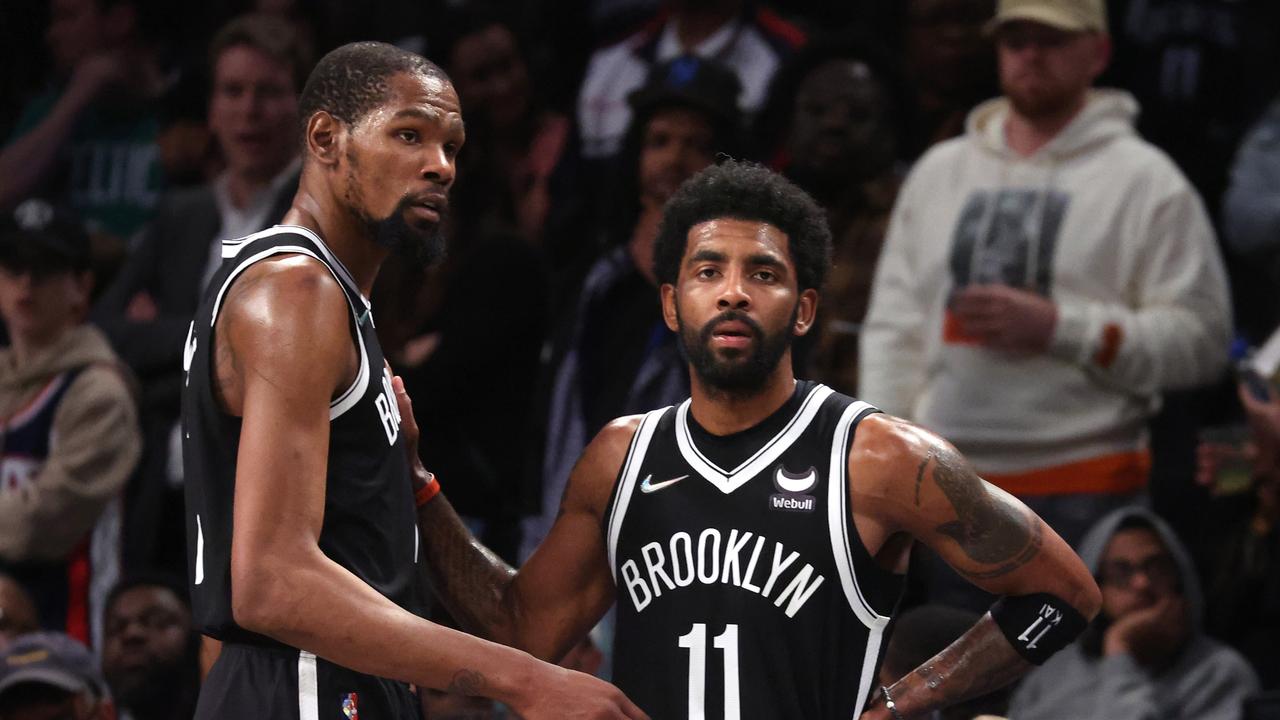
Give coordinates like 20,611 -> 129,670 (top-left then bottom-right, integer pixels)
208,243 -> 369,421
607,409 -> 666,581
298,651 -> 319,720
826,400 -> 886,628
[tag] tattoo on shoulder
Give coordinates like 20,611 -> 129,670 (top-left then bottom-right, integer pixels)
921,444 -> 1042,579
914,447 -> 938,507
447,669 -> 487,696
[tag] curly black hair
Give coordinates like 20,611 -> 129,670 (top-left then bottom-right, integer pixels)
653,160 -> 832,292
297,41 -> 447,138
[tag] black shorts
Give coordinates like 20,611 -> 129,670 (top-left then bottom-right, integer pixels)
196,643 -> 423,719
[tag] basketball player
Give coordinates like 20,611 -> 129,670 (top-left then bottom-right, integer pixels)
405,161 -> 1103,719
181,42 -> 646,719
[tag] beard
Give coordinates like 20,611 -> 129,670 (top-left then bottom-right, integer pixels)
677,306 -> 796,395
367,194 -> 448,267
1002,75 -> 1081,122
345,150 -> 448,267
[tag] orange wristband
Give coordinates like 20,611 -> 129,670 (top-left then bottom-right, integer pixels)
414,472 -> 441,507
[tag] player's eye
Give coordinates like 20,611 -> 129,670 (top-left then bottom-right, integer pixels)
397,129 -> 420,144
695,267 -> 719,279
753,270 -> 777,282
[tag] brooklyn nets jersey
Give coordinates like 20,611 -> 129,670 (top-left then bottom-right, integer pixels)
606,381 -> 902,719
182,225 -> 422,647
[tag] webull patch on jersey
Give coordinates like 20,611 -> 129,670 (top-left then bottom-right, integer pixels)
769,465 -> 817,512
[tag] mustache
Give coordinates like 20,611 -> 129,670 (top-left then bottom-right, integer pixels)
699,310 -> 763,343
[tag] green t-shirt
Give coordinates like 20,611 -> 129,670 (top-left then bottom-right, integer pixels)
8,88 -> 165,239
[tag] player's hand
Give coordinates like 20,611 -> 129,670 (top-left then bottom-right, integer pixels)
391,375 -> 431,490
511,665 -> 649,720
950,284 -> 1057,356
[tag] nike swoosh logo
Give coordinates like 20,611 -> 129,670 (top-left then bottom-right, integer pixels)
775,467 -> 817,494
639,474 -> 689,494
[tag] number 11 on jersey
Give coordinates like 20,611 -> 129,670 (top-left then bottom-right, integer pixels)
678,623 -> 740,720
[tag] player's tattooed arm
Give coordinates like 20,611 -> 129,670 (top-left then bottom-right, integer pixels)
917,444 -> 1043,581
860,614 -> 1028,720
399,381 -> 629,660
415,492 -> 520,642
851,416 -> 1101,719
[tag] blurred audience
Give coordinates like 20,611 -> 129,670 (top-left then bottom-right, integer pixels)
521,55 -> 743,560
576,0 -> 803,161
1010,506 -> 1259,719
1222,93 -> 1280,340
879,604 -> 1012,720
860,0 -> 1231,562
0,0 -> 171,278
0,631 -> 111,720
759,33 -> 908,393
101,573 -> 199,720
444,10 -> 571,250
0,200 -> 140,648
91,12 -> 309,574
1196,378 -> 1280,689
900,0 -> 998,156
1103,0 -> 1280,215
0,574 -> 38,651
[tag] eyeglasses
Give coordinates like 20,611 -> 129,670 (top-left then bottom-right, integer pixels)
1098,555 -> 1179,589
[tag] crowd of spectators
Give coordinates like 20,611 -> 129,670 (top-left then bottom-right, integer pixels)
1,0 -> 1278,717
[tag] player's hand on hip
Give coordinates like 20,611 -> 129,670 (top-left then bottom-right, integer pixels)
512,665 -> 649,720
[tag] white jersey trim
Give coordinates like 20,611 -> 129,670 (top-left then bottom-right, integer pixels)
606,409 -> 666,581
851,623 -> 885,720
297,651 -> 319,720
209,243 -> 370,422
674,384 -> 835,495
222,225 -> 370,309
827,400 -> 887,628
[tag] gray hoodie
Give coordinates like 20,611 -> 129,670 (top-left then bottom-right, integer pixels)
1009,507 -> 1259,720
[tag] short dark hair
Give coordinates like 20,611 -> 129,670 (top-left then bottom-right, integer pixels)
653,160 -> 832,291
297,41 -> 448,138
105,570 -> 189,619
209,13 -> 316,92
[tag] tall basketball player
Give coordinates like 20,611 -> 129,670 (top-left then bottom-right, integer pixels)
181,42 -> 646,720
406,160 -> 1103,719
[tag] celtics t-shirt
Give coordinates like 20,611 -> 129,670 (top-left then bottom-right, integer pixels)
8,89 -> 165,239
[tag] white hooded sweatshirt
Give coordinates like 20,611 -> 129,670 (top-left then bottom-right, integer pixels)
859,89 -> 1231,479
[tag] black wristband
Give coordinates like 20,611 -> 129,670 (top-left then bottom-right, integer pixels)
989,592 -> 1087,665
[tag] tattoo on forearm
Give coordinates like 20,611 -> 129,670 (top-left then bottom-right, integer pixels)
923,445 -> 1042,578
447,669 -> 487,696
418,498 -> 517,640
888,615 -> 1031,716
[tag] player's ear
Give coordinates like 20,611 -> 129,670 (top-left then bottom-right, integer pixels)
792,288 -> 819,337
661,283 -> 680,333
305,111 -> 344,167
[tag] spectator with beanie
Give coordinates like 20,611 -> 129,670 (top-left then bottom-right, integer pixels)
1011,507 -> 1259,719
522,55 -> 746,561
861,0 -> 1230,561
0,199 -> 141,648
0,631 -> 111,720
101,574 -> 198,720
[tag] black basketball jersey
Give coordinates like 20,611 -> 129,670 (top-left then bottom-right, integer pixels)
605,381 -> 902,720
181,225 -> 422,647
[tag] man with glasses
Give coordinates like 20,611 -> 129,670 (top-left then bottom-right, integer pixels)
860,0 -> 1231,609
1011,507 -> 1259,719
